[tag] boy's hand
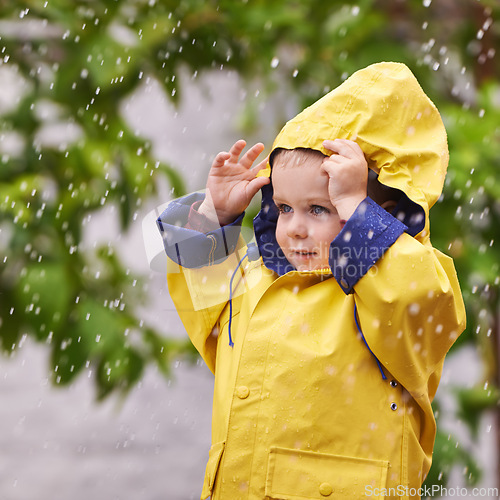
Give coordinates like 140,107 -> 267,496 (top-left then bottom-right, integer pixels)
321,139 -> 368,220
198,140 -> 270,226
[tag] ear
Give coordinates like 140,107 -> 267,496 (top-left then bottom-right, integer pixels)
380,200 -> 398,213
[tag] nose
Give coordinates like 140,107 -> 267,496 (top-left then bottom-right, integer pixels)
286,213 -> 308,238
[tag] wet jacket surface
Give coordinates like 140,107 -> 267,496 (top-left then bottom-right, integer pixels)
157,63 -> 466,500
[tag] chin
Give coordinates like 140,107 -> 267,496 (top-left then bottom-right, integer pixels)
292,261 -> 328,272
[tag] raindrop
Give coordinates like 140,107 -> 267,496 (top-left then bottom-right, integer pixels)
483,17 -> 493,31
408,303 -> 420,315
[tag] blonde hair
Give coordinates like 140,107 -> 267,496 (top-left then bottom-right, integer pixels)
271,147 -> 401,206
270,148 -> 326,169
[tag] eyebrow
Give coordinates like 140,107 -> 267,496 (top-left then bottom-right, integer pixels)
305,198 -> 333,206
272,195 -> 333,206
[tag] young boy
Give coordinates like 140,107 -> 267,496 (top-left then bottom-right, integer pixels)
157,62 -> 465,500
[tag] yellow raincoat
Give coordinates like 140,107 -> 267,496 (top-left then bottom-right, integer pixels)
157,62 -> 465,500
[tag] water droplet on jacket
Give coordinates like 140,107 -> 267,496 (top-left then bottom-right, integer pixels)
409,303 -> 420,315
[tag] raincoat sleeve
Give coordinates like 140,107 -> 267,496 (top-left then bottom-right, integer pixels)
330,196 -> 466,398
156,193 -> 247,372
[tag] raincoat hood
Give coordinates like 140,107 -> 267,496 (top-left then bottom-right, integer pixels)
254,62 -> 448,272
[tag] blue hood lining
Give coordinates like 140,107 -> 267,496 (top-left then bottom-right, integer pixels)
253,173 -> 424,277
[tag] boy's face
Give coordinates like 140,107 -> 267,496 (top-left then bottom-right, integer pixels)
272,153 -> 343,271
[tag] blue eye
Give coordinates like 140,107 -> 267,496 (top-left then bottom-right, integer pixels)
277,204 -> 292,214
311,205 -> 329,215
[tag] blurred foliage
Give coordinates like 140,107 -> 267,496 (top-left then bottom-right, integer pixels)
455,384 -> 500,438
0,0 -> 499,486
426,427 -> 482,489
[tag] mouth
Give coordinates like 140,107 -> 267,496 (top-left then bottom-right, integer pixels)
291,249 -> 317,258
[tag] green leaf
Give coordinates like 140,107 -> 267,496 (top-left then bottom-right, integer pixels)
455,385 -> 500,437
156,162 -> 186,197
424,429 -> 481,488
14,262 -> 73,341
86,35 -> 140,90
95,346 -> 144,400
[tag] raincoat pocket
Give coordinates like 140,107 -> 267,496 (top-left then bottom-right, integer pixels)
201,441 -> 225,500
265,446 -> 388,500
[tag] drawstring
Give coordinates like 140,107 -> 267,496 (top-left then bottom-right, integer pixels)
228,243 -> 260,347
353,301 -> 387,380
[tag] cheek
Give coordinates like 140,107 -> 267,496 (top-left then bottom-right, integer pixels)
313,220 -> 342,246
275,218 -> 286,248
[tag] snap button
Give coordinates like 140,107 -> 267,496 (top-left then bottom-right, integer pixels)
390,402 -> 398,411
236,386 -> 250,399
390,380 -> 398,387
319,482 -> 333,496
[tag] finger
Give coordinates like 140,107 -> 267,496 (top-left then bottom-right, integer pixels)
212,151 -> 231,168
322,155 -> 345,165
321,159 -> 347,176
320,162 -> 335,177
228,139 -> 247,161
321,157 -> 347,176
336,139 -> 363,156
246,175 -> 270,199
323,139 -> 359,158
250,155 -> 270,173
240,142 -> 265,169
